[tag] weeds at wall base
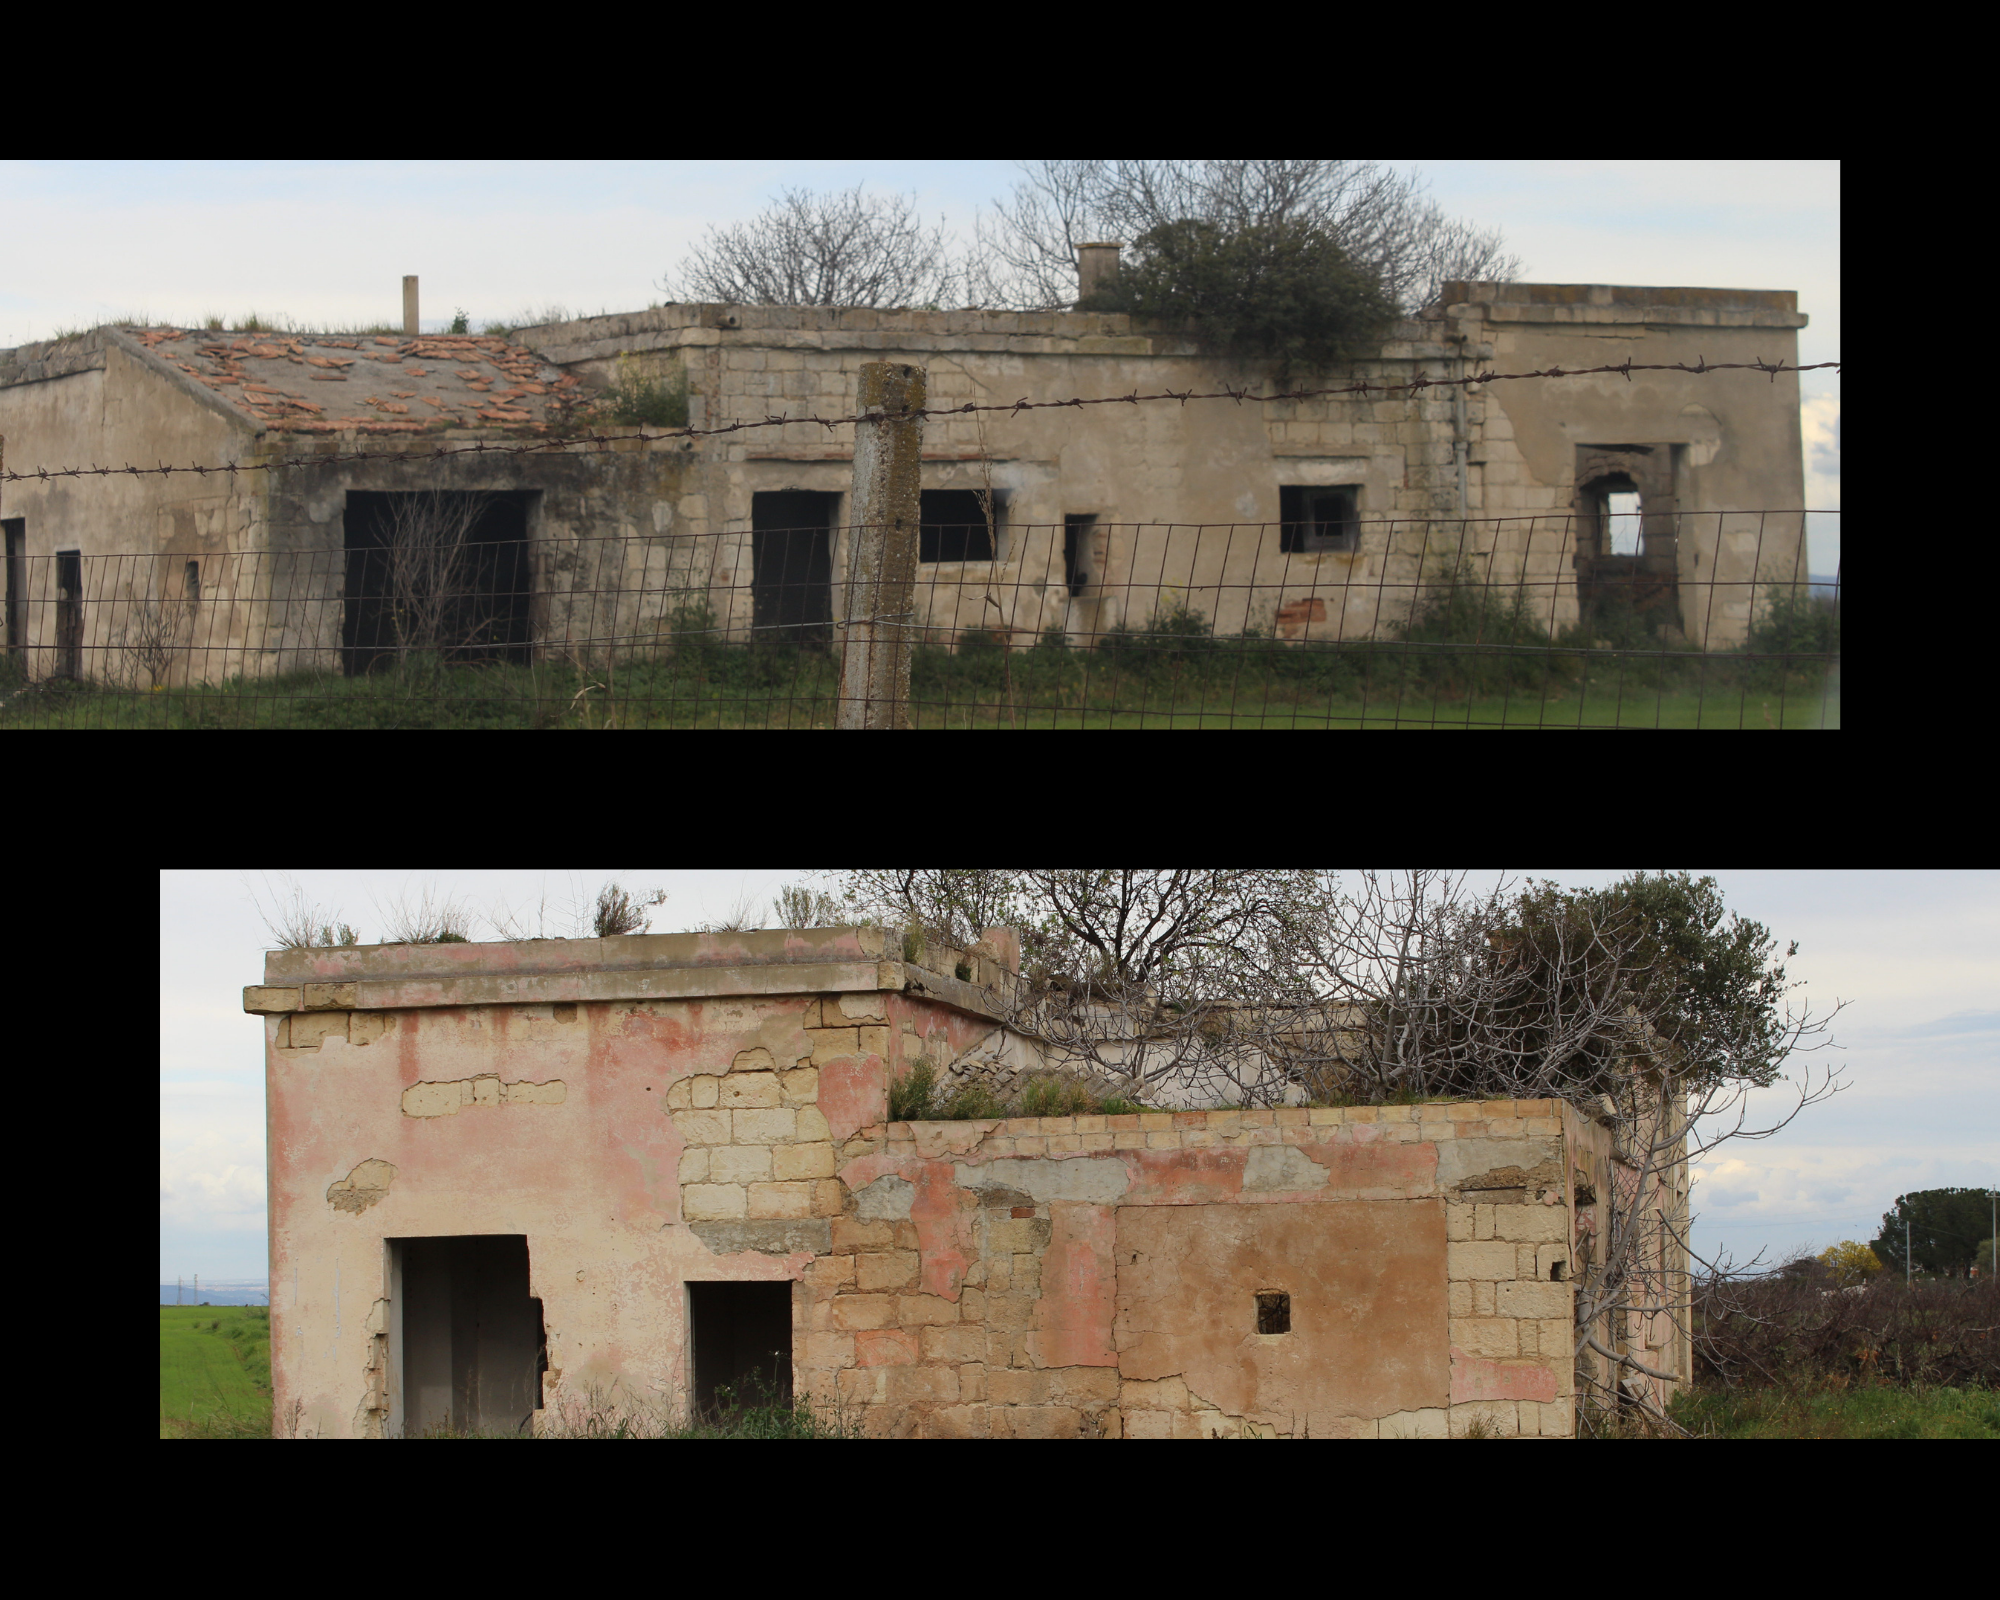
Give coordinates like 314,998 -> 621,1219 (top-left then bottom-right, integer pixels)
3,627 -> 1838,731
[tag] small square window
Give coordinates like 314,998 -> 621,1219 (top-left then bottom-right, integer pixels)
1255,1290 -> 1291,1334
920,488 -> 999,563
1279,485 -> 1358,552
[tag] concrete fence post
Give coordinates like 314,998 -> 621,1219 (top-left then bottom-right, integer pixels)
402,276 -> 420,338
838,361 -> 924,729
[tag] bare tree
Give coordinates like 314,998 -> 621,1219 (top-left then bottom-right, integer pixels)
831,868 -> 1034,951
371,489 -> 500,675
829,868 -> 1309,1103
119,587 -> 195,690
972,160 -> 1522,314
669,185 -> 962,309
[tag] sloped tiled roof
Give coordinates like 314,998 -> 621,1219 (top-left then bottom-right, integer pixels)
124,327 -> 587,435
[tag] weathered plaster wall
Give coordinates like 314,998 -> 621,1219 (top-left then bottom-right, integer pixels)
515,288 -> 1807,651
254,930 -> 1682,1440
0,331 -> 270,684
806,1098 -> 1577,1438
1442,283 -> 1808,648
1,332 -> 698,685
255,928 -> 896,1438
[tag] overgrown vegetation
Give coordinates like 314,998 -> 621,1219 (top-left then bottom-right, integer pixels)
1692,1269 -> 2000,1392
1633,1266 -> 2000,1439
1666,1381 -> 1998,1440
1077,216 -> 1400,378
585,353 -> 691,428
0,574 -> 1838,730
888,1057 -> 1142,1121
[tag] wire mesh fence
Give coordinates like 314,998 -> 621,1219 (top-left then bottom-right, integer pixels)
0,509 -> 1838,729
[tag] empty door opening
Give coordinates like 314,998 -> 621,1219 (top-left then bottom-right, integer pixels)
752,491 -> 836,647
342,491 -> 534,676
2,519 -> 23,659
391,1235 -> 544,1437
688,1281 -> 792,1417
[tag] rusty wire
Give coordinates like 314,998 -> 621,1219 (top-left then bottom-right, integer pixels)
0,357 -> 1839,484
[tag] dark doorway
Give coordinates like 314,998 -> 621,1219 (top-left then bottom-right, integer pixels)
342,491 -> 534,676
752,491 -> 836,647
688,1281 -> 793,1417
1063,514 -> 1095,597
1575,469 -> 1678,640
2,519 -> 23,659
920,489 -> 997,563
392,1235 -> 544,1437
54,549 -> 82,679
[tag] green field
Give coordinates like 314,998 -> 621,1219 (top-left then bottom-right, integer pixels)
160,1305 -> 272,1438
1668,1382 -> 2000,1440
6,653 -> 1838,730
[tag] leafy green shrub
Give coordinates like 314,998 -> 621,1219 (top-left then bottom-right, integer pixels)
1744,584 -> 1839,662
1393,558 -> 1564,696
662,597 -> 727,674
936,1079 -> 1008,1120
594,354 -> 690,428
1078,217 -> 1399,378
1099,598 -> 1220,674
1016,1075 -> 1104,1118
888,1057 -> 938,1120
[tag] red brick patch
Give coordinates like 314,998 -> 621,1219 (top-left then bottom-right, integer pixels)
1276,598 -> 1327,638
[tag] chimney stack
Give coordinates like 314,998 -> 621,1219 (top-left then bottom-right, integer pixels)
402,276 -> 419,338
1076,242 -> 1122,304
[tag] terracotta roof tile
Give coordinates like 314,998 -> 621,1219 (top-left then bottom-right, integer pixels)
118,324 -> 574,436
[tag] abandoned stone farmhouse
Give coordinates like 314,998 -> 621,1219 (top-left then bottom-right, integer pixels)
246,926 -> 1690,1439
4,265 -> 1809,686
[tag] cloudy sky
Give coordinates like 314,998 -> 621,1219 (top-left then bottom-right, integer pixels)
5,160 -> 1839,574
161,867 -> 1986,1293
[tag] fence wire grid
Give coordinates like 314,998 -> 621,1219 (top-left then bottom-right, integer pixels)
0,508 -> 1837,729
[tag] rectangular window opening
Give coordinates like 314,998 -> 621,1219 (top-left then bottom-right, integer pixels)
1605,489 -> 1642,555
1279,485 -> 1359,553
1062,514 -> 1095,597
688,1281 -> 793,1419
184,560 -> 201,609
920,488 -> 999,563
1256,1290 -> 1291,1335
391,1234 -> 543,1438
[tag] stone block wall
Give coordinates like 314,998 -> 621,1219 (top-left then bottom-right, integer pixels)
252,931 -> 1677,1439
794,1096 -> 1583,1438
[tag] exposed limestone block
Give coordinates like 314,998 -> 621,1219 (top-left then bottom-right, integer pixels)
327,1159 -> 397,1214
